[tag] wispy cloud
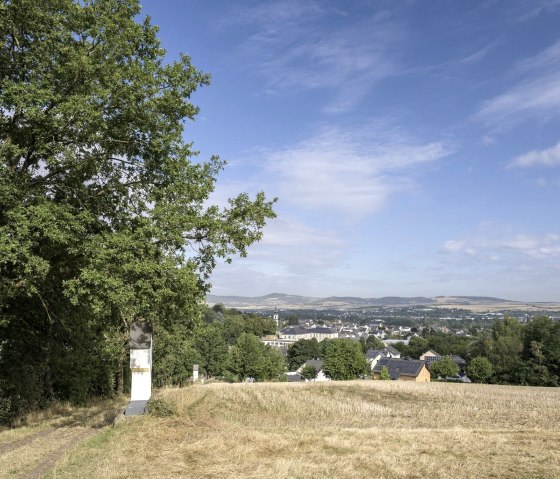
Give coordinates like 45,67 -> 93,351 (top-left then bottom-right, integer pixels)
443,224 -> 560,260
476,39 -> 560,128
510,141 -> 560,168
229,1 -> 404,112
216,215 -> 347,276
514,39 -> 560,73
265,121 -> 452,218
517,0 -> 560,21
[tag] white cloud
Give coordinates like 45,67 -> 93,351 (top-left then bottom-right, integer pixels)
515,39 -> 560,73
476,73 -> 560,127
510,141 -> 560,168
442,240 -> 466,253
209,215 -> 348,291
443,226 -> 560,260
231,2 -> 404,112
476,39 -> 560,127
517,0 -> 560,21
265,122 -> 451,217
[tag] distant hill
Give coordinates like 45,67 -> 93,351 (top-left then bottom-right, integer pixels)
433,296 -> 514,305
204,293 -> 533,310
206,293 -> 436,309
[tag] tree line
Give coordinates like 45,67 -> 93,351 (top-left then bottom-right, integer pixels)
0,0 -> 275,426
393,315 -> 560,386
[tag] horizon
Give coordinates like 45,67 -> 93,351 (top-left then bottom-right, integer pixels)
142,1 -> 560,303
206,291 -> 557,304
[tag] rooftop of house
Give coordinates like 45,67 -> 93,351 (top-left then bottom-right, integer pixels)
422,349 -> 441,357
366,348 -> 383,359
373,358 -> 427,378
302,359 -> 324,371
384,345 -> 401,356
282,326 -> 335,335
285,372 -> 304,382
366,346 -> 400,359
424,355 -> 466,366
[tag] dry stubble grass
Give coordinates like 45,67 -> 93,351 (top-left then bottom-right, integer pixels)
0,397 -> 125,479
51,381 -> 560,479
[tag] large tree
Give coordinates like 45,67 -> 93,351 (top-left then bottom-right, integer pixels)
226,333 -> 286,382
322,339 -> 368,380
467,356 -> 493,384
0,0 -> 275,421
287,338 -> 321,370
429,356 -> 459,380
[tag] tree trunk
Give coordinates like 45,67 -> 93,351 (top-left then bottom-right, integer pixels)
117,353 -> 124,395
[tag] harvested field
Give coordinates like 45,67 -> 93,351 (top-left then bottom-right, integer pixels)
0,398 -> 125,479
48,381 -> 560,479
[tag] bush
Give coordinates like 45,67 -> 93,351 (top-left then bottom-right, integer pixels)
147,398 -> 177,417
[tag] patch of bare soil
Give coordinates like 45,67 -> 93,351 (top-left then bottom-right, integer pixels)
0,429 -> 54,455
20,428 -> 98,479
0,426 -> 100,479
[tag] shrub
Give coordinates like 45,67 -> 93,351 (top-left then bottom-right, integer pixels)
147,398 -> 177,417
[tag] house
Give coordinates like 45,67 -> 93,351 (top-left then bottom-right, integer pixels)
296,359 -> 330,382
384,338 -> 410,346
420,351 -> 467,371
384,345 -> 401,358
372,358 -> 430,382
285,372 -> 304,382
419,350 -> 440,360
279,326 -> 338,342
366,346 -> 401,370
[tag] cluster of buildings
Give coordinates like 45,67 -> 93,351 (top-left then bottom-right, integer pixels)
285,346 -> 469,384
261,317 -> 413,349
260,313 -> 470,384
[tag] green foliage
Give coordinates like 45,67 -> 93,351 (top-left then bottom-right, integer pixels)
467,356 -> 493,383
243,314 -> 276,338
405,336 -> 429,358
221,314 -> 246,345
519,316 -> 560,386
485,316 -> 524,384
226,333 -> 286,382
365,335 -> 385,351
287,338 -> 321,370
0,0 -> 275,423
285,314 -> 299,326
322,339 -> 368,380
379,366 -> 390,380
147,397 -> 177,417
429,356 -> 460,379
194,324 -> 228,378
152,326 -> 201,387
300,365 -> 318,381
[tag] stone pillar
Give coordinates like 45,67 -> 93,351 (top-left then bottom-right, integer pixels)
193,364 -> 199,383
128,322 -> 152,405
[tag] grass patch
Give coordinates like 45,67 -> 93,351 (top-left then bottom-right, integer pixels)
147,397 -> 177,417
45,382 -> 560,478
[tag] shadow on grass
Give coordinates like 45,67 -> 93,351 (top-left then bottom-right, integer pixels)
25,397 -> 127,430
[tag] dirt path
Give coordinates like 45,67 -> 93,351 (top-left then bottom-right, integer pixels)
0,426 -> 101,479
0,428 -> 55,455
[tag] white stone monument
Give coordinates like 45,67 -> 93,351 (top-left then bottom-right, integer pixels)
125,322 -> 152,416
193,364 -> 199,383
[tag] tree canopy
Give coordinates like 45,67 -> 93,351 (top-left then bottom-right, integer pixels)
429,356 -> 460,380
0,0 -> 275,423
287,338 -> 321,370
466,356 -> 493,384
322,339 -> 368,380
226,333 -> 286,382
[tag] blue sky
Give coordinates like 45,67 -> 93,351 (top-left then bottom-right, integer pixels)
141,0 -> 560,301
